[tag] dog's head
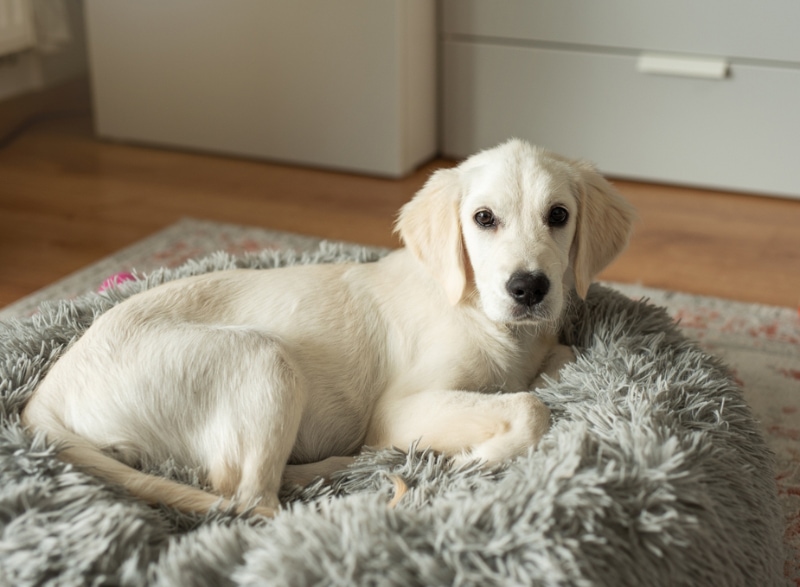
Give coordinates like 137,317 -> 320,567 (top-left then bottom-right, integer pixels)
396,139 -> 635,325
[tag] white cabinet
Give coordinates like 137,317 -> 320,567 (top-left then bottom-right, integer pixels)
85,1 -> 436,178
442,0 -> 800,198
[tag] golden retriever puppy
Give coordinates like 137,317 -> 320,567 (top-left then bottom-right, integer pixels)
22,139 -> 635,516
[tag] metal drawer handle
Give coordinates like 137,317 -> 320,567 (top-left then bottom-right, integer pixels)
637,53 -> 729,80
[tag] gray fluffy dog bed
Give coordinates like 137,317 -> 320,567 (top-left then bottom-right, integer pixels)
0,244 -> 786,586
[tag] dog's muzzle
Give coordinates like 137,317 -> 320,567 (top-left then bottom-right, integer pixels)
506,271 -> 550,311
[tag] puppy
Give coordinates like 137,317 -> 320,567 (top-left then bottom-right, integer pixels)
22,139 -> 635,517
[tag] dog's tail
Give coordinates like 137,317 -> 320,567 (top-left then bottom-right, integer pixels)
24,414 -> 277,518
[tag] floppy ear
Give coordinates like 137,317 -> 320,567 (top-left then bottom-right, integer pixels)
571,162 -> 636,299
395,168 -> 467,305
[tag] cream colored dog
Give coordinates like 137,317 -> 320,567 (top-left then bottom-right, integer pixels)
23,139 -> 635,517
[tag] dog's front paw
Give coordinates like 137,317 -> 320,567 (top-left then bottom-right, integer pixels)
451,392 -> 551,468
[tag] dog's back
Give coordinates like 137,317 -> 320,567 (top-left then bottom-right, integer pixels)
22,251 -> 508,513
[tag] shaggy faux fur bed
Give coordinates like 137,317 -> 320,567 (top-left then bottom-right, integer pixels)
0,244 -> 786,586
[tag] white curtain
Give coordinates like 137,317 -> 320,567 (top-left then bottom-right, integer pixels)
0,0 -> 71,57
31,0 -> 71,53
0,0 -> 35,56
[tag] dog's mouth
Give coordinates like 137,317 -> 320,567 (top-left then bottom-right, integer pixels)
508,301 -> 552,323
476,273 -> 563,326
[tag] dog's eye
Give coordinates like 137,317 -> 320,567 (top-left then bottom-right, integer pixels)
547,206 -> 569,227
474,209 -> 497,228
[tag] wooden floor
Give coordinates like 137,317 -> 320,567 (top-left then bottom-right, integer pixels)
1,81 -> 799,310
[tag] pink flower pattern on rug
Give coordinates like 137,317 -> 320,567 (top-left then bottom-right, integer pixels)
621,289 -> 800,584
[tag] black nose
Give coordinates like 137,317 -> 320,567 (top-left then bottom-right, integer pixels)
506,271 -> 550,307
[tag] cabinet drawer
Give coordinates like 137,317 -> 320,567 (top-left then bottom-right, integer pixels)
442,0 -> 800,64
442,41 -> 800,198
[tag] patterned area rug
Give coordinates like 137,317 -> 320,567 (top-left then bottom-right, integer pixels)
2,218 -> 798,582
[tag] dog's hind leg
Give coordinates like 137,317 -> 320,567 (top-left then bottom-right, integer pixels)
282,456 -> 356,486
201,328 -> 308,513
